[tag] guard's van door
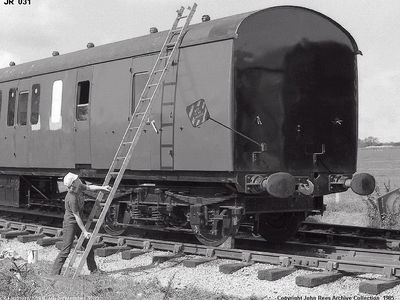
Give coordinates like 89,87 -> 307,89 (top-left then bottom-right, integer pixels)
74,67 -> 93,166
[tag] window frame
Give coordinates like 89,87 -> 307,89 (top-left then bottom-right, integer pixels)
132,72 -> 149,115
17,90 -> 29,126
7,88 -> 17,127
76,80 -> 90,121
30,84 -> 40,126
49,80 -> 63,130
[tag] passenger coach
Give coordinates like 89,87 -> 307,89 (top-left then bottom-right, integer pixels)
0,6 -> 375,246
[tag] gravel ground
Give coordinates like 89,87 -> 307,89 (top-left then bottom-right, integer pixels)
1,237 -> 400,299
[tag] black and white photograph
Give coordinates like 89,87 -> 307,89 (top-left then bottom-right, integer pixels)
0,0 -> 399,299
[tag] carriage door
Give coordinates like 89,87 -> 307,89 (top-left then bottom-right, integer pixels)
74,67 -> 93,166
14,79 -> 30,167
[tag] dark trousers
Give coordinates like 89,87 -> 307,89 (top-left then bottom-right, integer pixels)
51,222 -> 97,275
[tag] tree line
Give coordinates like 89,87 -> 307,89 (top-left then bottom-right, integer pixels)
358,136 -> 400,148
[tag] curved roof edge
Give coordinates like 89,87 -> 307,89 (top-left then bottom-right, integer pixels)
267,6 -> 358,52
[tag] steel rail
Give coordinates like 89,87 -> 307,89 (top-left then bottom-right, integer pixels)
300,221 -> 400,237
101,235 -> 400,277
297,221 -> 400,248
2,214 -> 400,252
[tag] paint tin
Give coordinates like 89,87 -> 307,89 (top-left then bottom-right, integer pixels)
27,249 -> 38,264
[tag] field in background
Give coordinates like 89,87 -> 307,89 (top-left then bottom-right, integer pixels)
358,146 -> 400,188
311,146 -> 400,227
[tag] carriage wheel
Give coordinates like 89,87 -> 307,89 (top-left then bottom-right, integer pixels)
191,207 -> 240,247
102,204 -> 130,236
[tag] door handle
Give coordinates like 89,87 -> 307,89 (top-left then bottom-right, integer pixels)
150,120 -> 159,134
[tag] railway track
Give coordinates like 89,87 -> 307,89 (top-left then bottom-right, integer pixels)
294,221 -> 400,250
1,218 -> 400,295
3,207 -> 400,251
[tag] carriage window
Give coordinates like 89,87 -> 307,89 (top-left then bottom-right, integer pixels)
49,80 -> 63,130
7,88 -> 17,126
31,84 -> 40,125
76,80 -> 90,121
132,72 -> 149,114
0,91 -> 2,122
17,91 -> 29,126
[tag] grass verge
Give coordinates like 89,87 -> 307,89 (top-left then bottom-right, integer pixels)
0,259 -> 243,300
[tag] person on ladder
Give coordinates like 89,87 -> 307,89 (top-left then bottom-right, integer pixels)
51,172 -> 111,275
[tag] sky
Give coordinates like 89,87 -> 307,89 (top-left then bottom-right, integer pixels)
0,0 -> 399,142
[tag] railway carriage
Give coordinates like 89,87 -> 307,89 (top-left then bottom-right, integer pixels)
0,6 -> 375,245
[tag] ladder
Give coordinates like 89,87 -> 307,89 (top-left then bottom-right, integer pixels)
64,3 -> 197,278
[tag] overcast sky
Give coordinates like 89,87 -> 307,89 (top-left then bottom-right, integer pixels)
1,0 -> 399,142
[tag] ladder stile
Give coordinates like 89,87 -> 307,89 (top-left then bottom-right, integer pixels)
63,3 -> 197,278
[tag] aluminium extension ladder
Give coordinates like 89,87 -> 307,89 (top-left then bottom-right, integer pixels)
63,3 -> 197,278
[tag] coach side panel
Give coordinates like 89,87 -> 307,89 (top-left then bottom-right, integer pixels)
174,40 -> 234,171
90,55 -> 175,171
28,71 -> 76,168
0,40 -> 234,172
90,58 -> 133,170
91,40 -> 234,172
0,70 -> 76,169
0,80 -> 20,167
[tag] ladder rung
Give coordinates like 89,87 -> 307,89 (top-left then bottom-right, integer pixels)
178,15 -> 188,19
140,98 -> 151,102
109,172 -> 119,176
116,156 -> 125,160
171,27 -> 182,33
166,42 -> 176,47
159,56 -> 170,60
129,126 -> 139,131
135,112 -> 146,116
161,144 -> 174,147
153,69 -> 164,74
92,218 -> 99,222
147,84 -> 158,88
164,82 -> 177,86
122,141 -> 133,145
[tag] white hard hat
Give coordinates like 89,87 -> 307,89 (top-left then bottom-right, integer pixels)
63,172 -> 78,188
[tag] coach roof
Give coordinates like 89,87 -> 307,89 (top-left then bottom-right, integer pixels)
0,6 -> 357,83
0,11 -> 251,83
